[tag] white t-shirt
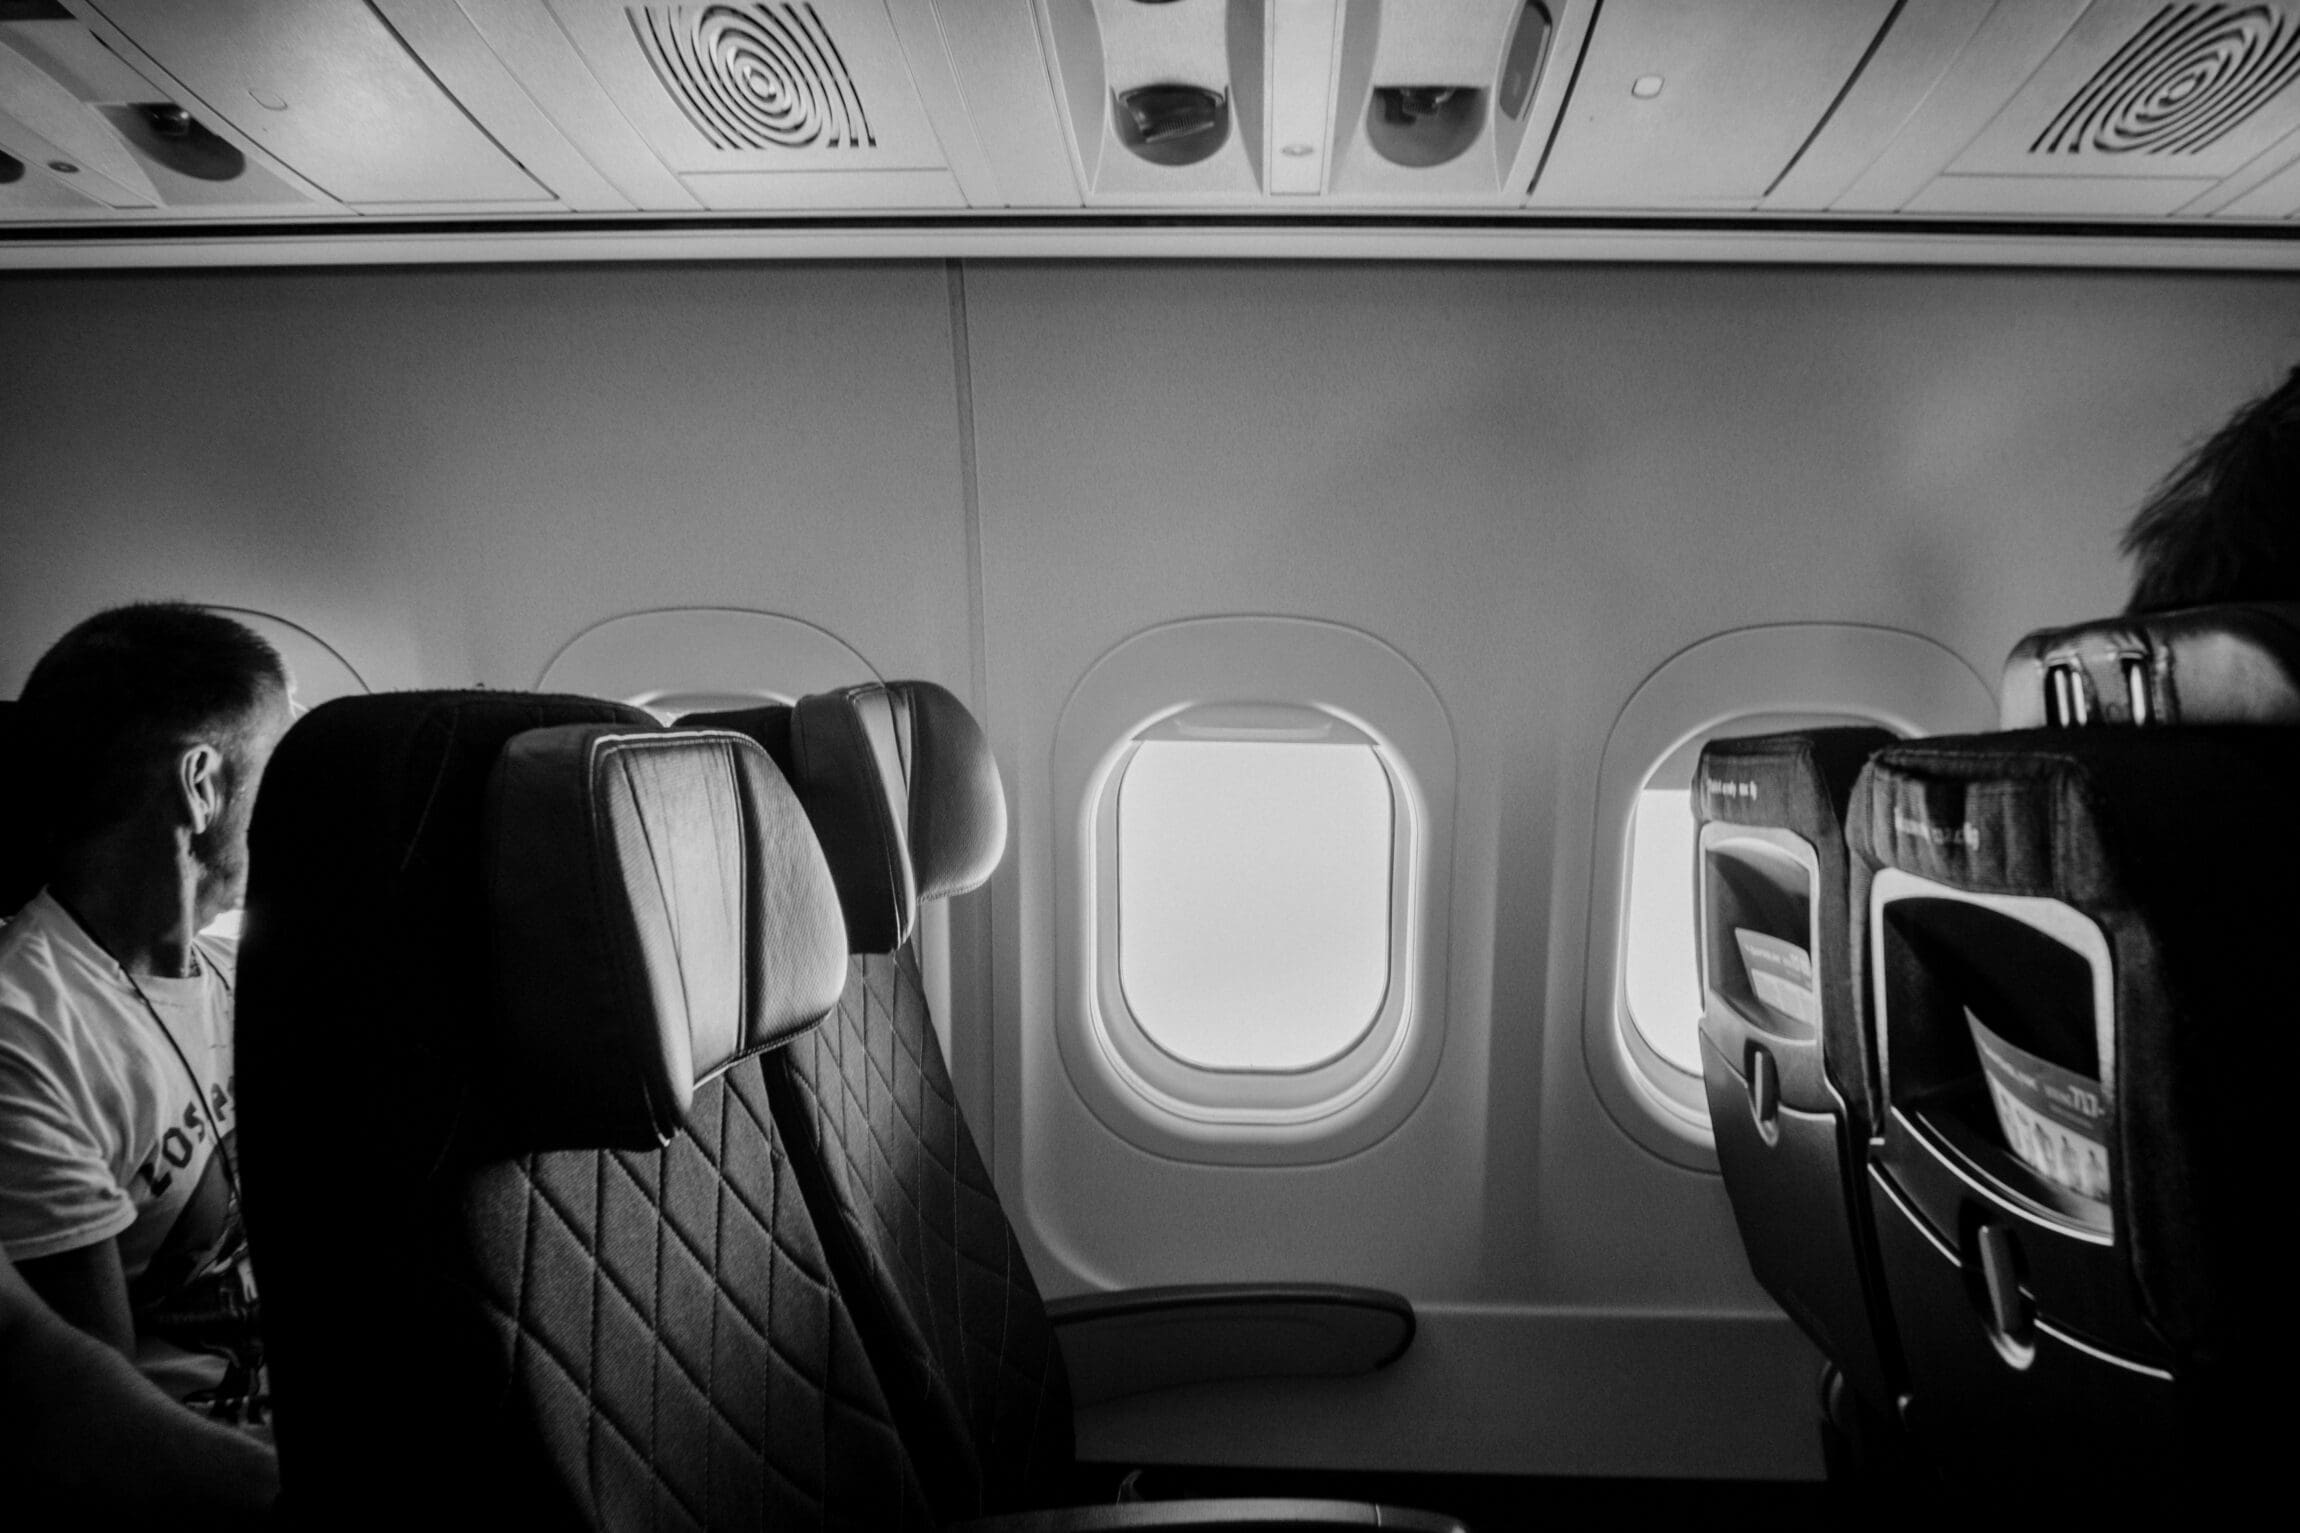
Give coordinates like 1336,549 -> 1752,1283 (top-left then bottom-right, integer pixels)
0,890 -> 264,1422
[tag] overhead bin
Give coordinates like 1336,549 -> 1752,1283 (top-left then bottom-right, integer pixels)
465,0 -> 972,209
0,5 -> 315,215
1772,0 -> 2300,219
384,0 -> 1075,211
1529,0 -> 1903,210
83,0 -> 551,205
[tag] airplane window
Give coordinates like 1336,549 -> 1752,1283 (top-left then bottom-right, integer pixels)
1116,739 -> 1393,1072
536,609 -> 878,720
1053,616 -> 1456,1164
198,607 -> 366,945
633,689 -> 787,723
1623,783 -> 1703,1077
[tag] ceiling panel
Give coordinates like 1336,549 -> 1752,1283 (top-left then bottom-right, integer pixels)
1947,1 -> 2300,179
1531,0 -> 1901,209
1762,0 -> 1997,211
1904,170 -> 2216,214
1826,0 -> 2300,218
3,0 -> 2298,259
85,0 -> 549,204
1,9 -> 325,218
534,0 -> 947,174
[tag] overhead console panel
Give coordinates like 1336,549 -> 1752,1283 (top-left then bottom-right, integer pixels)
6,0 -> 2300,260
1041,0 -> 1582,205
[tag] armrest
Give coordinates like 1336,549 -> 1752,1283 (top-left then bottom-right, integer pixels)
949,1497 -> 1466,1532
1046,1284 -> 1414,1406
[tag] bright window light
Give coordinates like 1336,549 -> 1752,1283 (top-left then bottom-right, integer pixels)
1624,785 -> 1703,1076
1117,739 -> 1393,1072
635,689 -> 787,725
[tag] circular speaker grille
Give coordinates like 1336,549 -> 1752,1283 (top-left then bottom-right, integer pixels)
632,3 -> 875,151
2034,3 -> 2300,156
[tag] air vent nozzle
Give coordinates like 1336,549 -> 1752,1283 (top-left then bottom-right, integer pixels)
2034,2 -> 2300,156
1114,83 -> 1229,166
1367,86 -> 1484,168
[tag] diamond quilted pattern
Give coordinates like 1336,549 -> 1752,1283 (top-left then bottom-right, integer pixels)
767,948 -> 1075,1520
465,1063 -> 933,1533
238,693 -> 938,1531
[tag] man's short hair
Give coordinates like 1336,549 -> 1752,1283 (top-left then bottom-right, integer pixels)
2122,364 -> 2300,614
18,604 -> 287,849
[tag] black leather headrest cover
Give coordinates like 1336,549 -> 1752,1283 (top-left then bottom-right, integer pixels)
683,681 -> 1005,955
880,681 -> 1006,901
486,725 -> 848,1150
2001,602 -> 2300,727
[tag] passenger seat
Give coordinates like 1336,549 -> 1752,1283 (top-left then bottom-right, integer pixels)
234,694 -> 934,1529
1691,727 -> 1903,1461
685,684 -> 1461,1532
1848,602 -> 2300,1499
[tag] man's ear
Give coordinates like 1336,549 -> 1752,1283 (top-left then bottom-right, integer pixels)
177,743 -> 227,835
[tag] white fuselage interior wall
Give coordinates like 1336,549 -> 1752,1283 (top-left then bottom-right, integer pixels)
1,260 -> 2290,1478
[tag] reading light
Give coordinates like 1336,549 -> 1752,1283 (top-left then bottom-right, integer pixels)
1113,84 -> 1230,168
1632,75 -> 1665,99
1121,84 -> 1221,144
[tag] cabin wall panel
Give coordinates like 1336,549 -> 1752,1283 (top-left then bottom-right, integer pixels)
0,264 -> 975,698
3,256 -> 2296,1478
961,259 -> 2299,1470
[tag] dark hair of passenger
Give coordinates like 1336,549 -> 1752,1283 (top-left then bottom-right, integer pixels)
17,603 -> 287,851
2120,364 -> 2300,614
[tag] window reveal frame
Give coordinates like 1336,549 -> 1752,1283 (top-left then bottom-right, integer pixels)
1053,616 -> 1456,1167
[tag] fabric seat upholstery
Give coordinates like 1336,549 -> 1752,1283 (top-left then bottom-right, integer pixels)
237,691 -> 934,1531
686,685 -> 1074,1520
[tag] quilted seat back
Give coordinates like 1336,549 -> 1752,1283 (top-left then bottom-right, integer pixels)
686,685 -> 1075,1520
236,692 -> 934,1531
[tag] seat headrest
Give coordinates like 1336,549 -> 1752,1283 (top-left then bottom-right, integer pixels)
486,724 -> 849,1150
2001,603 -> 2300,728
681,681 -> 1006,955
1695,726 -> 1898,840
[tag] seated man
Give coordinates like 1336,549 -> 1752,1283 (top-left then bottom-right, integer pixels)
2122,362 -> 2300,612
0,604 -> 293,1432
